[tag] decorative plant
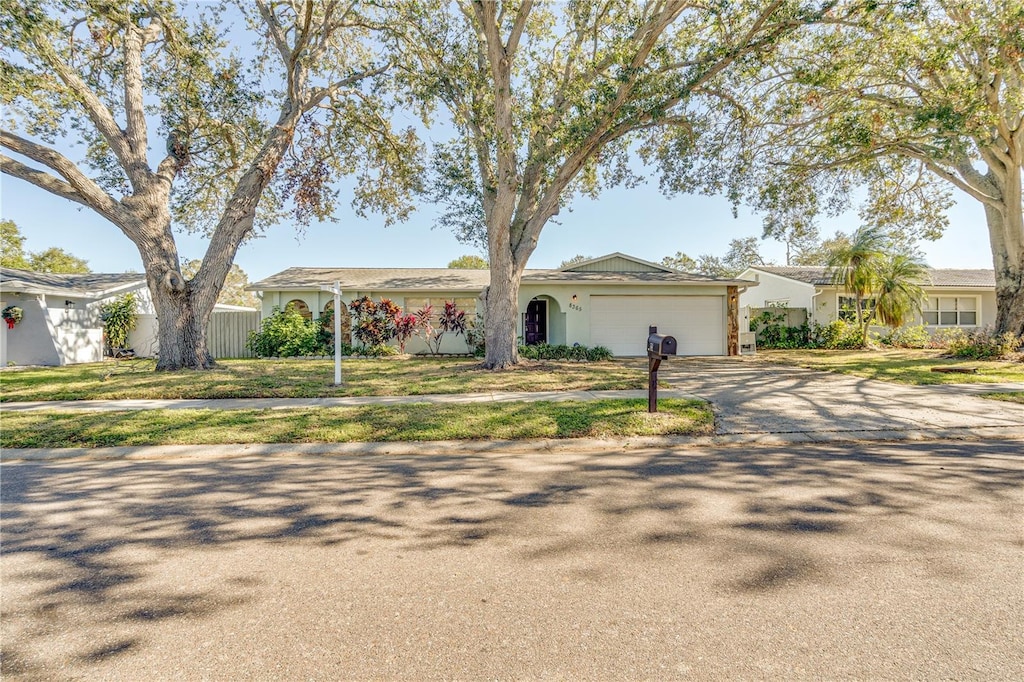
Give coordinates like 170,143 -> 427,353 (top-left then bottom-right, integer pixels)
99,293 -> 137,352
417,300 -> 468,355
246,306 -> 323,357
2,305 -> 23,329
393,312 -> 419,353
349,296 -> 400,349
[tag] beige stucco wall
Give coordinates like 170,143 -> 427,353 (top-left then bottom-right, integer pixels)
737,271 -> 814,310
1,293 -> 106,366
811,287 -> 997,330
518,282 -> 731,348
259,282 -> 733,353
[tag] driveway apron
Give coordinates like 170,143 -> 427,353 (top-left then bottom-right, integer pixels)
660,357 -> 1024,436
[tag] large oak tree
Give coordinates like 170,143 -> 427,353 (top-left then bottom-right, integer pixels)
388,0 -> 842,368
1,0 -> 418,369
700,0 -> 1023,334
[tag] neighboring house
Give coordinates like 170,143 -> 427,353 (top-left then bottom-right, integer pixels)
247,253 -> 757,356
737,266 -> 997,330
0,267 -> 258,366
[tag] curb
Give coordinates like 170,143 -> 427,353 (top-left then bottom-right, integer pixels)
4,426 -> 1023,462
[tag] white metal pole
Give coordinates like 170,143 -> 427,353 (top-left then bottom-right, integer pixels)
333,281 -> 342,385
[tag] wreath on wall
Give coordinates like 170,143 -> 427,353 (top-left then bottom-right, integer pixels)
2,305 -> 24,329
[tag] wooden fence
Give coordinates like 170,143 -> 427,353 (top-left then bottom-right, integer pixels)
208,310 -> 261,358
130,310 -> 261,359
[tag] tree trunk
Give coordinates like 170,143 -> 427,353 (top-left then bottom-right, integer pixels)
984,196 -> 1024,337
483,245 -> 523,369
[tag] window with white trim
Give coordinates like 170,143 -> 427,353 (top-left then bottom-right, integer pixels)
838,296 -> 876,322
922,296 -> 977,326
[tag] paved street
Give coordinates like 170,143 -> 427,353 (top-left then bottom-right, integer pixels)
3,440 -> 1022,680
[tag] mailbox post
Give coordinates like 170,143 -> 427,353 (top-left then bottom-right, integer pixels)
646,325 -> 678,413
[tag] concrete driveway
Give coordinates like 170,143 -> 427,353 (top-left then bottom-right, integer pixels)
660,357 -> 1024,439
2,441 -> 1022,680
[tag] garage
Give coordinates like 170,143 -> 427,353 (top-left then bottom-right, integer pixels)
589,295 -> 725,356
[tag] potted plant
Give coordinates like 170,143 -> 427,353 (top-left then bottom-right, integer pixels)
2,305 -> 23,329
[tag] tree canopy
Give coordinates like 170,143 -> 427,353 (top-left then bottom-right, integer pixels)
0,220 -> 90,272
447,254 -> 489,269
692,0 -> 1023,333
1,0 -> 419,368
388,0 -> 844,367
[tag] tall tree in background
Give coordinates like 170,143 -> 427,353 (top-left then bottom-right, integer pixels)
0,219 -> 29,269
0,220 -> 90,272
28,247 -> 90,274
181,259 -> 258,307
389,0 -> 842,368
447,254 -> 489,269
1,1 -> 418,369
707,1 -> 1023,334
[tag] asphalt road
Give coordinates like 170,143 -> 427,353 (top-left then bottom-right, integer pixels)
3,440 -> 1022,680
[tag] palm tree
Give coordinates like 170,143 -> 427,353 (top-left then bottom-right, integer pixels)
826,226 -> 887,345
874,253 -> 928,328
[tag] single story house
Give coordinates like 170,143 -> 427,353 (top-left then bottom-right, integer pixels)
247,253 -> 758,356
737,266 -> 997,330
1,267 -> 257,366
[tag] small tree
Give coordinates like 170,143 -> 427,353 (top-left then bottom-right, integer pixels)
873,254 -> 928,329
393,312 -> 419,353
417,301 -> 468,355
100,293 -> 137,353
447,255 -> 488,269
827,226 -> 887,345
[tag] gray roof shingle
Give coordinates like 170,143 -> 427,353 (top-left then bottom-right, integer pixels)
247,266 -> 744,291
0,267 -> 145,296
750,266 -> 995,288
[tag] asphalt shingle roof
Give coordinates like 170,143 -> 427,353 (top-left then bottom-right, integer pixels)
247,266 -> 740,291
750,266 -> 995,288
0,267 -> 145,296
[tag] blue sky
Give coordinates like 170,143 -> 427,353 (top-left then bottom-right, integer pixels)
0,171 -> 994,282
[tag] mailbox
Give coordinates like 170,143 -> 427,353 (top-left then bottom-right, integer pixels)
647,333 -> 677,358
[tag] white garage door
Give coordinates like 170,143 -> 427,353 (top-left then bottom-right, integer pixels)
590,295 -> 725,356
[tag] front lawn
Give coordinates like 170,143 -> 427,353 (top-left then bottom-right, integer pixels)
981,392 -> 1024,404
0,399 -> 713,448
758,349 -> 1024,385
0,357 -> 649,402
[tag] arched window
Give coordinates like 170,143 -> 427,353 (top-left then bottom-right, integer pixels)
321,300 -> 352,345
285,299 -> 312,321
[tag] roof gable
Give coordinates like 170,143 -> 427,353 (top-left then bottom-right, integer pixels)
560,252 -> 672,273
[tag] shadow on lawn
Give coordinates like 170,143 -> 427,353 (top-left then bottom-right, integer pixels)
2,440 -> 1021,676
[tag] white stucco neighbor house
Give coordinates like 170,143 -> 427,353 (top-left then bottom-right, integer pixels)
247,253 -> 758,356
1,267 -> 258,366
736,266 -> 997,330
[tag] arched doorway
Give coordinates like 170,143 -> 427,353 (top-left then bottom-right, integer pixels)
285,299 -> 312,321
321,300 -> 352,345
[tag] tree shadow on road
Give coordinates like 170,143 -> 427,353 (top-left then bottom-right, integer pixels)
2,440 -> 1021,677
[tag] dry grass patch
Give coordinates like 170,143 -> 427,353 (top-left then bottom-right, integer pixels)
0,399 -> 713,448
758,349 -> 1024,385
0,357 -> 650,402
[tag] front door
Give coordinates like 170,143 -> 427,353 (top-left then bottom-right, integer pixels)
524,299 -> 547,345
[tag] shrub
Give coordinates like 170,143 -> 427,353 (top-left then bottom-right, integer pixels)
751,310 -> 810,349
930,327 -> 967,349
464,313 -> 486,357
946,327 -> 1023,360
517,343 -> 612,361
363,343 -> 398,357
880,325 -> 931,349
349,296 -> 400,349
247,306 -> 323,357
100,293 -> 138,352
393,312 -> 418,353
810,319 -> 864,349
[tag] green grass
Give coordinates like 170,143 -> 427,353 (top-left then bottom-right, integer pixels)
0,357 -> 650,402
980,392 -> 1024,404
758,349 -> 1024,385
0,399 -> 713,448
